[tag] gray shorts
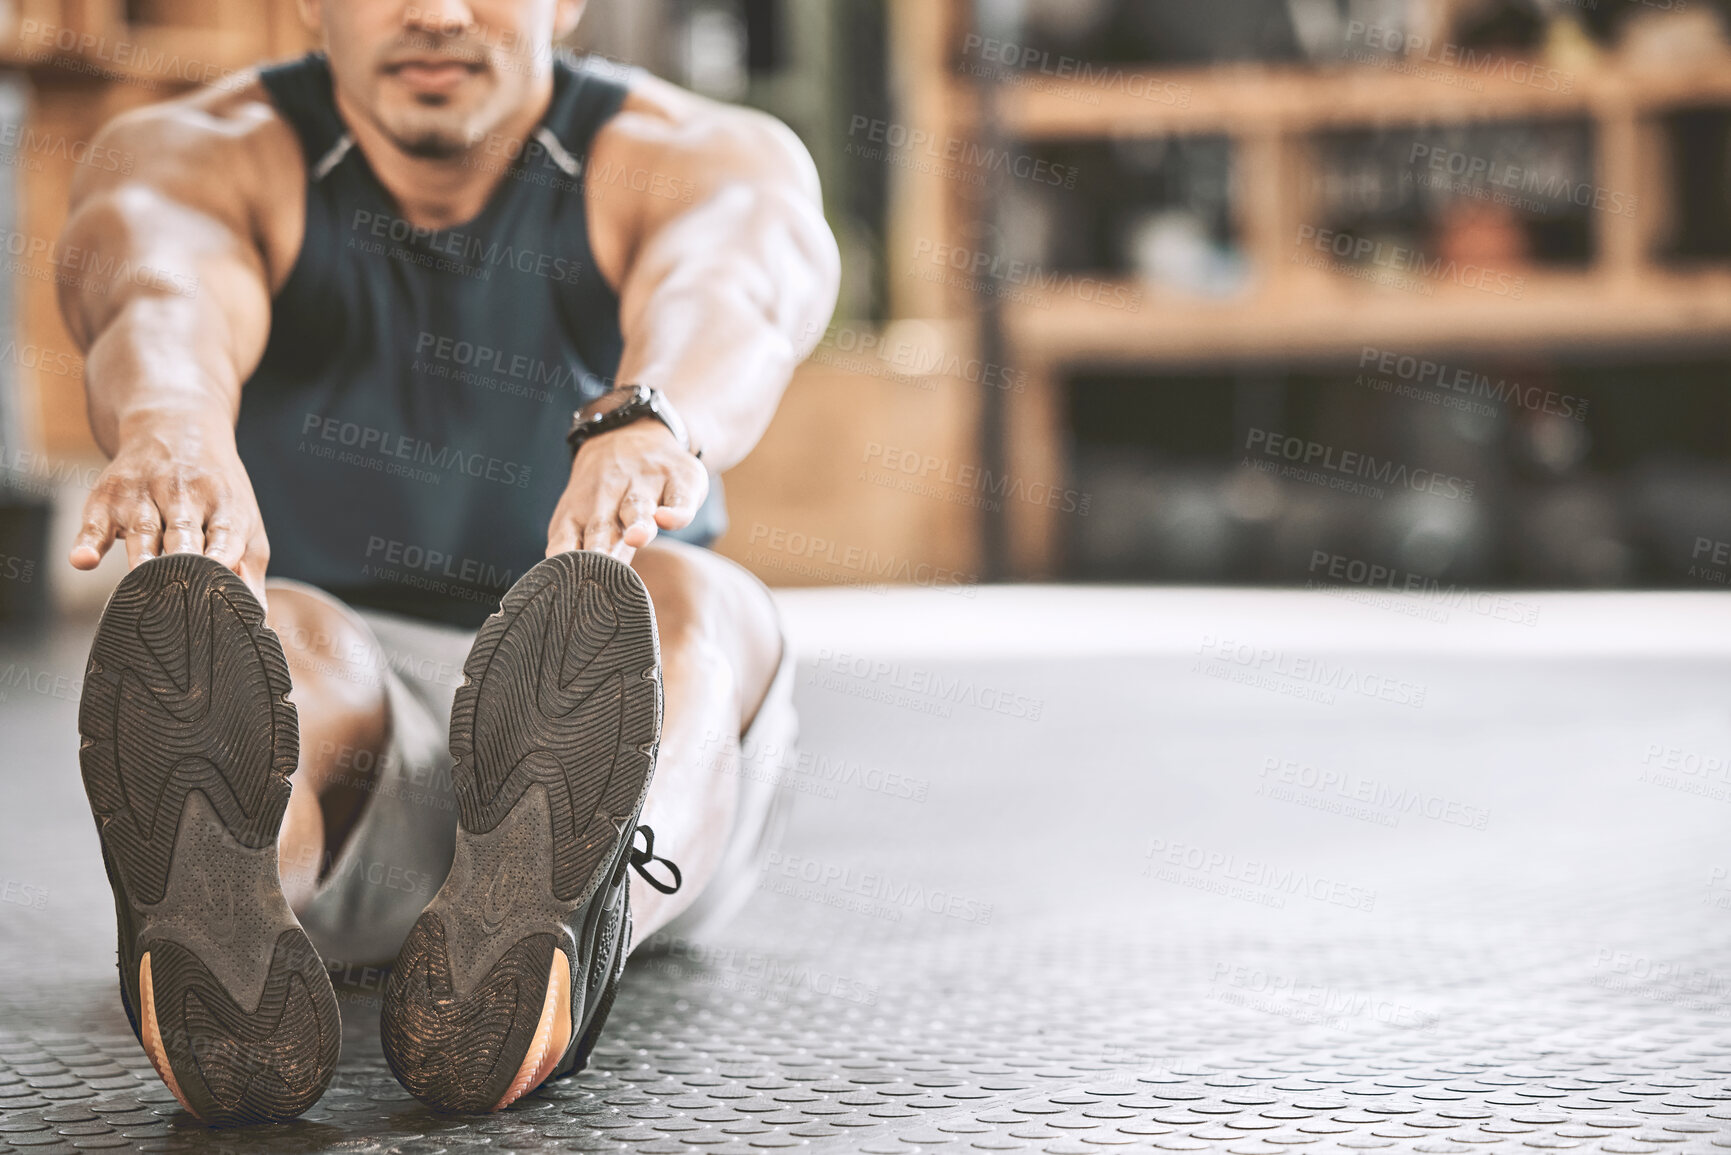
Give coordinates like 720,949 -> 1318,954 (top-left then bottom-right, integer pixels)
282,582 -> 798,968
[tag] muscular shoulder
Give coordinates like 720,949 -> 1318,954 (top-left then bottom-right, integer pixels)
599,73 -> 818,195
80,75 -> 303,199
584,70 -> 820,285
74,74 -> 306,285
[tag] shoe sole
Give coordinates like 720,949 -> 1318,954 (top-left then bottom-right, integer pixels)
380,551 -> 661,1113
78,554 -> 339,1125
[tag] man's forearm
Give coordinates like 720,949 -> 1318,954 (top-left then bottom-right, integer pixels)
83,295 -> 244,455
613,167 -> 839,473
616,281 -> 804,472
64,278 -> 273,592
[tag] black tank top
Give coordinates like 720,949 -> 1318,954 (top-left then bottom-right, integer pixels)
239,52 -> 723,628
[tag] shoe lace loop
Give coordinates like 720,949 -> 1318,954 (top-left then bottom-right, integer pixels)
629,824 -> 683,894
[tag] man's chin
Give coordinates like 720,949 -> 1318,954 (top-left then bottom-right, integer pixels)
395,132 -> 472,160
383,121 -> 479,160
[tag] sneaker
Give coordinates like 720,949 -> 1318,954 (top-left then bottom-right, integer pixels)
78,554 -> 340,1125
379,551 -> 680,1112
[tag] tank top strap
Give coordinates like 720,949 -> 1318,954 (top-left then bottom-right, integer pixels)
539,54 -> 634,176
257,54 -> 354,181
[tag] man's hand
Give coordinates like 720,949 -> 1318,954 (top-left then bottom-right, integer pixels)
546,419 -> 707,564
69,415 -> 271,605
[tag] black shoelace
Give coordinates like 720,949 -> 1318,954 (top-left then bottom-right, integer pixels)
629,825 -> 683,894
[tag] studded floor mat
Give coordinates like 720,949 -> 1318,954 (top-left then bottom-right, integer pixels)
3,599 -> 1730,1154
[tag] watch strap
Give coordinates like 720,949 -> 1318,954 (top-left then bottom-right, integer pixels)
566,386 -> 699,459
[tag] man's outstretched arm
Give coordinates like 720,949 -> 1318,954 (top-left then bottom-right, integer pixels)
548,80 -> 841,561
58,87 -> 292,600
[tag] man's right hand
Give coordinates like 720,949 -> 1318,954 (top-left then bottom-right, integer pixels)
69,415 -> 270,605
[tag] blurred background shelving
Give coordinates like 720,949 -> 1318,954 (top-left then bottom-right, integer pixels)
569,0 -> 1731,596
852,0 -> 1731,591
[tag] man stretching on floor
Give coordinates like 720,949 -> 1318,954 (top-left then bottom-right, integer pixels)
62,0 -> 837,1125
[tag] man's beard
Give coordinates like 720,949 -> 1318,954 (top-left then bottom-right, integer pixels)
386,107 -> 480,159
373,31 -> 495,160
395,129 -> 472,159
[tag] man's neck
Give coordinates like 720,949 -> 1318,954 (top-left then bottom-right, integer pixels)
333,80 -> 553,231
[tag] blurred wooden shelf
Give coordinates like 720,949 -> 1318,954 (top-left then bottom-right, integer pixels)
1005,270 -> 1731,368
977,54 -> 1731,139
885,0 -> 1731,578
0,44 -> 251,89
0,33 -> 267,88
0,0 -> 309,87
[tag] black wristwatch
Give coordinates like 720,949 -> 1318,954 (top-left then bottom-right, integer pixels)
566,385 -> 700,460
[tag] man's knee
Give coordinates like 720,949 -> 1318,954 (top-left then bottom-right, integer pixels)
634,539 -> 712,611
265,583 -> 388,719
633,543 -> 782,722
633,541 -> 765,650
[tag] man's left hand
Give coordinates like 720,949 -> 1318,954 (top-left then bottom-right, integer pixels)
546,419 -> 708,564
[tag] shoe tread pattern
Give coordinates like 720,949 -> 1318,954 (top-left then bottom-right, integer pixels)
79,554 -> 295,904
76,554 -> 338,1125
381,552 -> 660,1113
146,930 -> 339,1124
451,551 -> 660,903
380,916 -> 557,1113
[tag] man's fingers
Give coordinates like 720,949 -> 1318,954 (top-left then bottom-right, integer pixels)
123,531 -> 154,570
655,465 -> 708,531
159,502 -> 207,557
581,505 -> 639,564
69,500 -> 116,570
546,515 -> 580,558
121,500 -> 162,569
202,508 -> 246,568
582,515 -> 621,559
150,473 -> 207,556
620,523 -> 658,550
546,482 -> 595,557
618,484 -> 660,550
239,530 -> 270,610
574,469 -> 630,559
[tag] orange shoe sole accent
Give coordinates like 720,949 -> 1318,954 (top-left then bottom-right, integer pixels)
493,949 -> 573,1112
139,953 -> 200,1120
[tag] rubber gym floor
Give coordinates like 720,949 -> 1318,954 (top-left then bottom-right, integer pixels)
2,587 -> 1729,1155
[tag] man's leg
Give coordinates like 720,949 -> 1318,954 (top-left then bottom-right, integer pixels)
262,542 -> 781,930
626,540 -> 784,944
264,584 -> 392,910
377,543 -> 785,1109
495,541 -> 782,1102
265,544 -> 780,935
